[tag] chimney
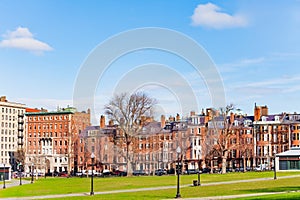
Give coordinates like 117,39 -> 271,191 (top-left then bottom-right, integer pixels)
0,96 -> 7,102
161,115 -> 166,128
230,112 -> 235,124
261,105 -> 268,116
254,104 -> 261,121
108,119 -> 114,126
190,111 -> 195,116
176,113 -> 180,121
100,115 -> 105,128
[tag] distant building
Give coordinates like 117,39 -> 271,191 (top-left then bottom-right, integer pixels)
0,96 -> 26,171
24,107 -> 90,175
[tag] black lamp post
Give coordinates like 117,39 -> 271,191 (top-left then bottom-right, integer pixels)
273,150 -> 277,180
175,147 -> 181,198
90,153 -> 95,195
31,163 -> 34,184
19,163 -> 22,186
197,155 -> 201,186
3,163 -> 6,189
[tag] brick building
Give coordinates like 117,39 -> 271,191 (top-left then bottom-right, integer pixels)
24,107 -> 90,175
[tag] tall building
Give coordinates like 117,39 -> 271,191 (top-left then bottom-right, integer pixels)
24,107 -> 90,175
0,96 -> 26,170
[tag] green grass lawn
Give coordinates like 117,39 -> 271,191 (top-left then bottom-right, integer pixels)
1,171 -> 300,199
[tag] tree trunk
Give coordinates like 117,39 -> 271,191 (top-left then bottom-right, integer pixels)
221,151 -> 228,174
243,157 -> 246,172
126,143 -> 133,176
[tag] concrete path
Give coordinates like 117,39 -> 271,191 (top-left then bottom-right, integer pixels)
0,179 -> 31,189
1,175 -> 300,199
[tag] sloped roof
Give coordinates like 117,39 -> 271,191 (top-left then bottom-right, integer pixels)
277,147 -> 300,157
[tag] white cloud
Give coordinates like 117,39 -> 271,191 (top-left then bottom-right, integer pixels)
0,27 -> 53,53
219,57 -> 265,72
191,3 -> 247,29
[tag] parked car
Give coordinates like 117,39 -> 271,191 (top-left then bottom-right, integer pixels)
102,169 -> 112,176
201,168 -> 211,174
58,172 -> 68,177
76,172 -> 83,177
184,169 -> 200,175
155,169 -> 167,176
112,170 -> 127,176
255,164 -> 269,171
167,168 -> 175,174
13,172 -> 26,178
234,167 -> 244,172
133,170 -> 147,176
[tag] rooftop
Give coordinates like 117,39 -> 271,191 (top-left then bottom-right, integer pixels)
277,147 -> 300,157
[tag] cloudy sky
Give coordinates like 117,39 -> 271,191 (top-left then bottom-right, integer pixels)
0,1 -> 300,124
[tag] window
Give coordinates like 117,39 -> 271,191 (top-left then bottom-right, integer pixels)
290,161 -> 299,169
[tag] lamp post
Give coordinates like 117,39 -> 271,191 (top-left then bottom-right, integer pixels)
45,157 -> 47,179
273,150 -> 277,180
90,153 -> 95,195
197,155 -> 201,186
242,156 -> 245,173
3,163 -> 6,189
175,146 -> 181,198
31,163 -> 34,184
19,162 -> 22,186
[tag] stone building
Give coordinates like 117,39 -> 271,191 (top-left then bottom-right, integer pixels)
0,96 -> 26,171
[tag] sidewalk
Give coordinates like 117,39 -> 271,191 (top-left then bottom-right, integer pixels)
0,179 -> 31,189
1,175 -> 300,200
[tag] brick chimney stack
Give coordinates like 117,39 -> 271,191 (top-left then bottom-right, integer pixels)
161,115 -> 166,128
190,111 -> 195,116
100,115 -> 105,128
230,112 -> 235,124
0,96 -> 7,102
176,113 -> 180,121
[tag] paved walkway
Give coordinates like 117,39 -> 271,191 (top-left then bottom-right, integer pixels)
1,179 -> 31,189
1,175 -> 300,199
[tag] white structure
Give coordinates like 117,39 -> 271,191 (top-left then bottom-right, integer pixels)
0,163 -> 11,181
0,96 -> 26,171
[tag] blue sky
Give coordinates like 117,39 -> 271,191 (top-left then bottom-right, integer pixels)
0,0 -> 300,124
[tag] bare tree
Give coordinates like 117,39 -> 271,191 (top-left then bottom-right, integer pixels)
218,104 -> 235,174
206,105 -> 235,174
15,149 -> 25,166
104,92 -> 156,175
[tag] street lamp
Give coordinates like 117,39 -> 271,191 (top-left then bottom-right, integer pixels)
3,163 -> 6,189
90,153 -> 95,195
273,150 -> 277,180
31,163 -> 34,184
19,162 -> 22,186
175,146 -> 181,198
197,155 -> 201,186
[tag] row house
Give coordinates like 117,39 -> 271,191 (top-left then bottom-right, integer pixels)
24,107 -> 90,175
81,113 -> 204,174
253,105 -> 300,169
80,105 -> 300,174
193,108 -> 255,171
80,116 -> 121,173
0,96 -> 26,171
